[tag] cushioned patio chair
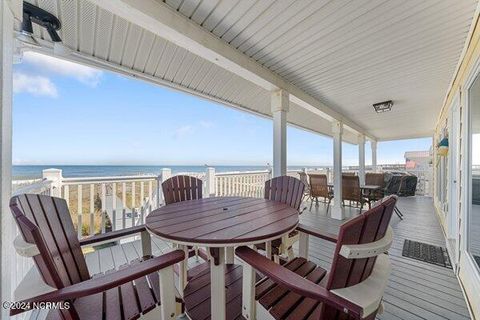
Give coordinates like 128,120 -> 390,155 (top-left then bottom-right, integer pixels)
256,176 -> 305,262
342,175 -> 369,210
236,195 -> 397,320
9,194 -> 184,320
308,173 -> 333,211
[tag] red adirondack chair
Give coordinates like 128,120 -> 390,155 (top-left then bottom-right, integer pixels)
237,195 -> 397,320
256,176 -> 305,262
162,175 -> 203,205
9,193 -> 184,320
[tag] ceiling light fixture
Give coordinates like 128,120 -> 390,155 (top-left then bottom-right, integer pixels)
373,100 -> 393,113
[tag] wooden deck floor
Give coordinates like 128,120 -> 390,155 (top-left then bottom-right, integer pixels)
302,196 -> 471,320
30,196 -> 470,320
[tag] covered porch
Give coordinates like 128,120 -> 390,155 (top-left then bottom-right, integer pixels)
1,0 -> 479,319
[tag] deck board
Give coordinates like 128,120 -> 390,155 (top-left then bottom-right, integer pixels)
75,196 -> 471,320
301,196 -> 471,320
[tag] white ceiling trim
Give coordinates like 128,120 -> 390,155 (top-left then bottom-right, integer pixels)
87,0 -> 376,141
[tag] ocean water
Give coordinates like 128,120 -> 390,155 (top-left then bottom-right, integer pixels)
12,165 -> 314,180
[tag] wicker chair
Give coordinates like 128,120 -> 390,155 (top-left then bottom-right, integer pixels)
308,173 -> 333,211
342,175 -> 368,210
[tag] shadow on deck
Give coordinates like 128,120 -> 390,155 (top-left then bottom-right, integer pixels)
77,197 -> 470,320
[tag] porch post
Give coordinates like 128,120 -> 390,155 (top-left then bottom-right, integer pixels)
371,140 -> 378,172
1,1 -> 18,317
205,167 -> 216,197
332,121 -> 344,220
271,89 -> 289,177
358,134 -> 366,185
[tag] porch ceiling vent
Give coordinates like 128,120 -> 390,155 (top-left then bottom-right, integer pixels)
373,100 -> 393,113
21,2 -> 62,42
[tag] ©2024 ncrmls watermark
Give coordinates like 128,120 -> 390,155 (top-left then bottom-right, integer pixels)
2,301 -> 71,311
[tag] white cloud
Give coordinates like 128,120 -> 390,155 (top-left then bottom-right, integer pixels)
13,73 -> 58,98
23,52 -> 103,87
173,125 -> 194,139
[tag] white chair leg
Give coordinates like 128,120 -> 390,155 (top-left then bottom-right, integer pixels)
159,266 -> 176,320
241,258 -> 256,320
141,230 -> 152,257
299,232 -> 309,259
265,241 -> 272,260
287,247 -> 294,260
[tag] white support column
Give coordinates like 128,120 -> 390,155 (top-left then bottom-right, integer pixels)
271,89 -> 289,177
332,121 -> 344,220
358,134 -> 366,186
371,140 -> 378,172
1,2 -> 17,318
205,167 -> 216,197
42,168 -> 63,197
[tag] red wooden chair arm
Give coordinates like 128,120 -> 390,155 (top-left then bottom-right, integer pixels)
296,223 -> 338,243
79,225 -> 146,246
10,249 -> 185,316
235,246 -> 363,319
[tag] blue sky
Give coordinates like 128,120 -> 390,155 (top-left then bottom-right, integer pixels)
12,52 -> 432,166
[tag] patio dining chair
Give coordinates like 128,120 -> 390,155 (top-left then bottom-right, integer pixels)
298,171 -> 310,201
256,176 -> 305,262
308,173 -> 333,211
162,175 -> 203,205
342,174 -> 369,210
162,175 -> 208,274
9,194 -> 184,320
365,172 -> 386,203
236,195 -> 397,320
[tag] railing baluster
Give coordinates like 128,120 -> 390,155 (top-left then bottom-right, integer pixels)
77,185 -> 83,238
101,183 -> 106,233
64,185 -> 69,207
89,184 -> 95,236
140,181 -> 145,209
148,180 -> 153,212
122,182 -> 126,230
112,182 -> 117,231
132,181 -> 136,209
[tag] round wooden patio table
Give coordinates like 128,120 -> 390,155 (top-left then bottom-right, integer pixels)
146,196 -> 299,320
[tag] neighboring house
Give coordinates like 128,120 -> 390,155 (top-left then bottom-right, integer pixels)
405,150 -> 432,170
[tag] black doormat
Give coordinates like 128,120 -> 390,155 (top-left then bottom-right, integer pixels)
402,240 -> 452,268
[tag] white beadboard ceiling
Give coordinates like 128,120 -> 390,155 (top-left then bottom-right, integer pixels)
22,0 -> 477,142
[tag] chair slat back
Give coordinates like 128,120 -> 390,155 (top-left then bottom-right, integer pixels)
162,175 -> 203,205
342,175 -> 361,201
309,174 -> 330,198
322,196 -> 397,318
10,194 -> 90,289
264,176 -> 305,210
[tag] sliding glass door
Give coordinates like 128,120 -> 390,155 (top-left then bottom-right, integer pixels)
468,74 -> 480,270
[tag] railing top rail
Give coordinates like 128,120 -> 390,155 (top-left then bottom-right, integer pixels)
215,170 -> 270,176
62,174 -> 158,184
12,179 -> 52,196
